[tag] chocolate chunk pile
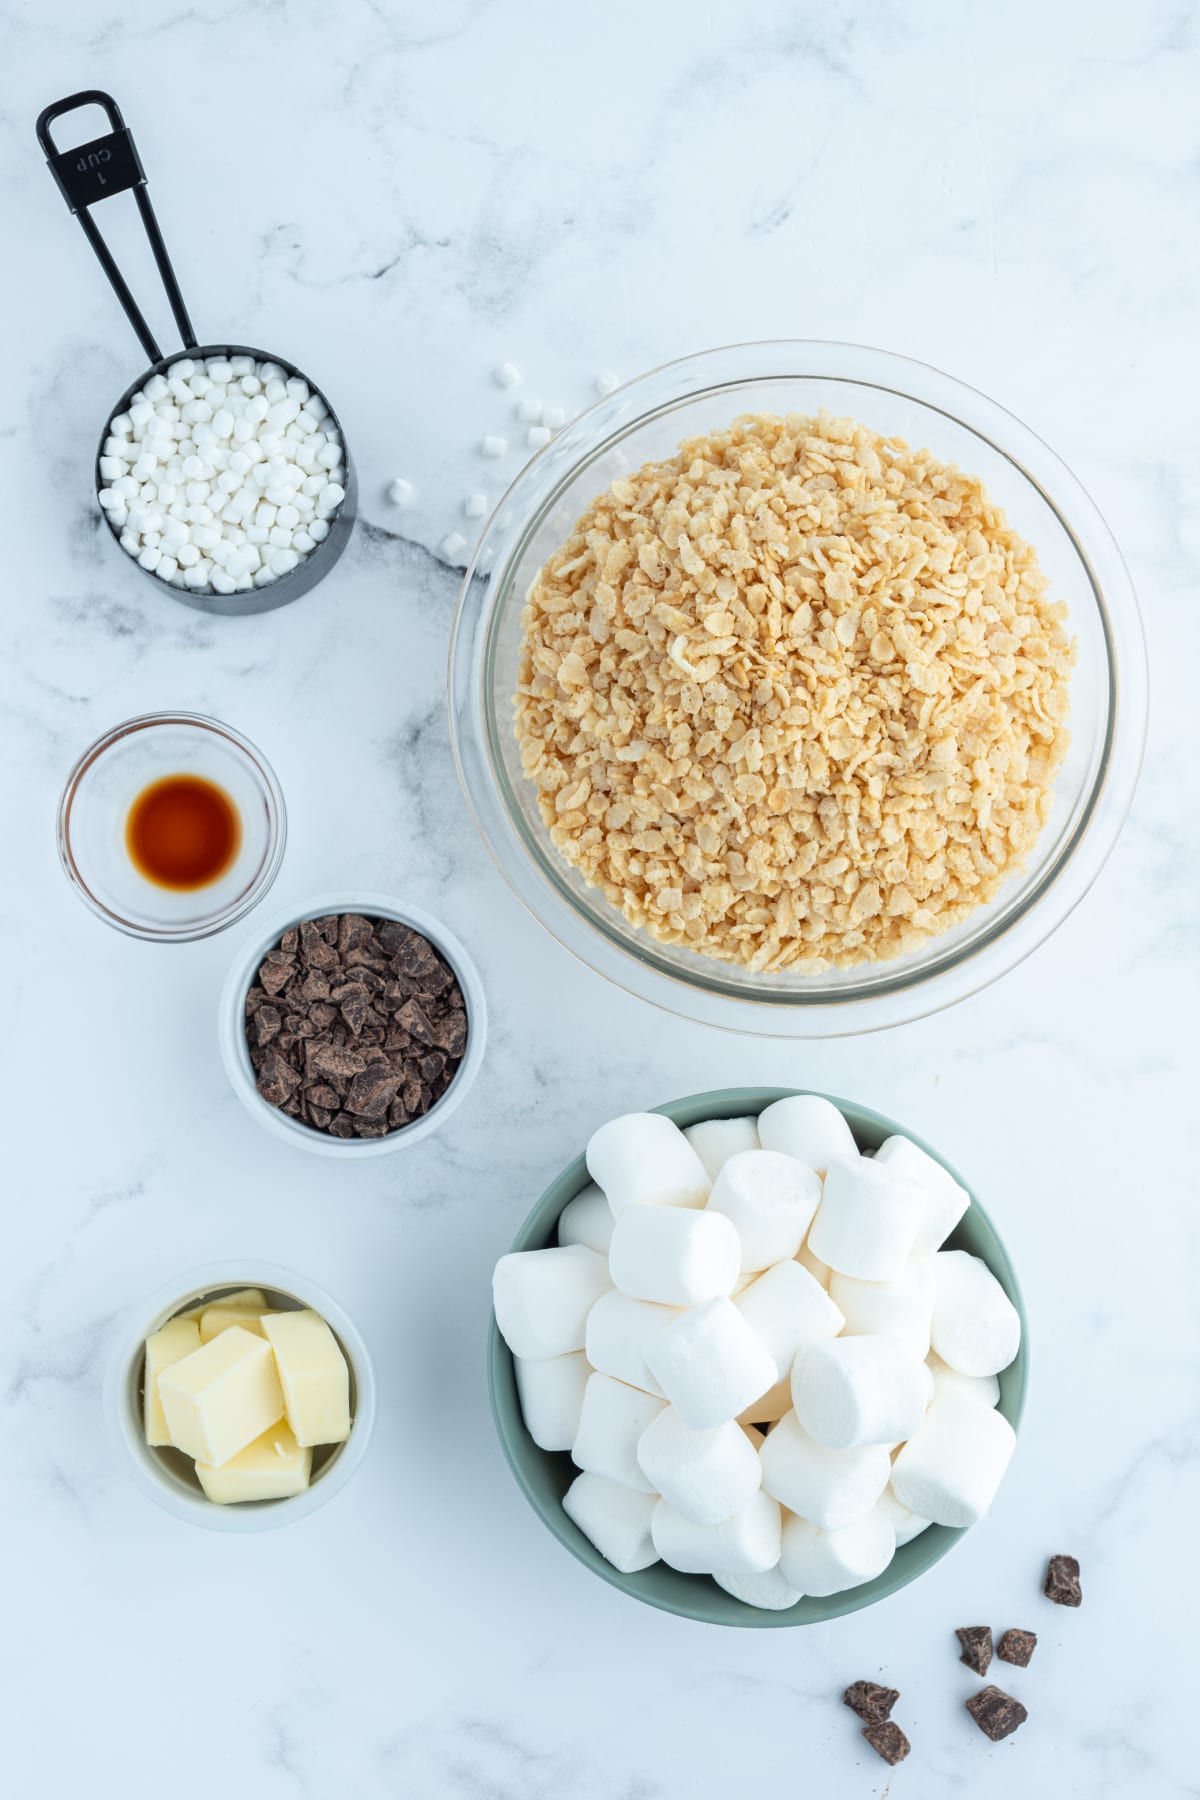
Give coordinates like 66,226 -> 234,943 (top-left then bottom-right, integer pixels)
843,1681 -> 910,1766
245,913 -> 469,1139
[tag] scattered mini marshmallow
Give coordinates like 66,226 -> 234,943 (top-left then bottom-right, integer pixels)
438,531 -> 468,566
651,1488 -> 782,1576
480,434 -> 507,457
926,1350 -> 1000,1409
586,1113 -> 709,1215
757,1095 -> 858,1174
516,398 -> 543,422
737,1379 -> 792,1427
543,405 -> 565,430
563,1471 -> 658,1573
636,1408 -> 761,1526
514,1351 -> 590,1452
714,1564 -> 804,1611
646,1296 -> 778,1430
830,1257 -> 936,1361
734,1258 -> 844,1378
890,1390 -> 1017,1528
797,1241 -> 833,1289
527,425 -> 552,449
808,1155 -> 926,1281
707,1150 -> 822,1272
494,361 -> 521,388
876,1483 -> 932,1547
596,371 -> 620,395
557,1182 -> 615,1255
464,493 -> 489,519
609,1204 -> 740,1308
683,1115 -> 760,1182
585,1291 -> 677,1395
930,1250 -> 1021,1377
572,1372 -> 665,1491
874,1134 -> 970,1253
792,1335 -> 932,1450
780,1506 -> 896,1598
492,1245 -> 611,1359
758,1410 -> 891,1529
387,477 -> 415,507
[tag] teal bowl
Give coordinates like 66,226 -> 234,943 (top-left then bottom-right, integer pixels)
488,1086 -> 1028,1627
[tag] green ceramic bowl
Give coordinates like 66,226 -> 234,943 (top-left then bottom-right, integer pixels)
488,1087 -> 1028,1627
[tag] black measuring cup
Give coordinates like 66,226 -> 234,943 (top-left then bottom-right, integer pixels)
37,91 -> 357,618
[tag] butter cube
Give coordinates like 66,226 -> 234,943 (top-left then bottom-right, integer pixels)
158,1326 -> 284,1467
183,1286 -> 269,1322
196,1421 -> 312,1504
143,1316 -> 202,1445
261,1310 -> 351,1448
198,1304 -> 268,1344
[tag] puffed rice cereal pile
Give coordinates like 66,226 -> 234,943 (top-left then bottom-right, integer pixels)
514,412 -> 1074,972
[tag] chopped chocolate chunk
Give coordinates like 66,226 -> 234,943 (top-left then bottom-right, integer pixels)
956,1626 -> 993,1676
353,1118 -> 390,1138
307,1041 -> 369,1081
337,912 -> 374,954
306,1083 -> 339,1111
345,1063 -> 402,1118
396,998 -> 439,1045
862,1721 -> 909,1766
997,1629 -> 1037,1667
1044,1554 -> 1081,1608
434,1010 -> 467,1057
337,985 -> 373,1035
244,984 -> 266,1016
279,925 -> 299,955
253,1004 -> 282,1047
300,970 -> 331,1003
258,958 -> 295,996
842,1681 -> 898,1724
327,1112 -> 357,1137
255,1050 -> 301,1107
965,1686 -> 1027,1742
420,1051 -> 447,1083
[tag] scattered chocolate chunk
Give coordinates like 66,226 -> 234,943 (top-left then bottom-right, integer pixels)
956,1625 -> 993,1676
997,1629 -> 1037,1667
965,1686 -> 1027,1741
842,1681 -> 898,1724
862,1721 -> 910,1766
1044,1554 -> 1081,1608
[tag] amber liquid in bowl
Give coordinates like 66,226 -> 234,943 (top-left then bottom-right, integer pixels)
125,775 -> 241,891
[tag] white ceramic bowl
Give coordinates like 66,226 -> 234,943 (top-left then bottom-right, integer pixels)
218,890 -> 487,1157
106,1261 -> 377,1532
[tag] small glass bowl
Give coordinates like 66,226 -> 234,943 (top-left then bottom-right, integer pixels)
57,711 -> 286,941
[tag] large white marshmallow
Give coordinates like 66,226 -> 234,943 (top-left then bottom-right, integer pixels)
891,1390 -> 1016,1527
493,1245 -> 611,1360
563,1472 -> 659,1573
706,1150 -> 822,1272
737,1379 -> 793,1427
684,1115 -> 760,1181
757,1094 -> 858,1173
514,1351 -> 590,1452
609,1204 -> 740,1307
651,1488 -> 782,1576
797,1241 -> 832,1289
931,1250 -> 1021,1377
792,1335 -> 932,1450
874,1134 -> 970,1254
715,1564 -> 804,1610
572,1373 -> 665,1491
646,1296 -> 778,1430
780,1505 -> 896,1597
927,1350 -> 1000,1409
557,1182 -> 614,1255
830,1257 -> 936,1360
636,1407 -> 762,1526
877,1484 -> 932,1547
735,1259 -> 845,1378
585,1291 -> 678,1396
758,1411 -> 891,1529
586,1112 -> 710,1215
808,1155 -> 926,1281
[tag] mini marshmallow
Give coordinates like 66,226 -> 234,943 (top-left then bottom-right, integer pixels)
714,1564 -> 804,1610
387,477 -> 415,506
874,1134 -> 970,1253
891,1390 -> 1016,1527
683,1115 -> 761,1181
930,1250 -> 1021,1377
515,397 -> 543,422
808,1155 -> 926,1281
596,371 -> 620,395
877,1484 -> 932,1547
647,1297 -> 778,1429
572,1373 -> 664,1491
636,1408 -> 761,1526
492,1245 -> 611,1359
480,434 -> 507,457
464,493 -> 489,519
797,1242 -> 832,1289
527,425 -> 552,448
514,1351 -> 590,1452
735,1259 -> 844,1378
780,1507 -> 895,1597
651,1489 -> 782,1576
830,1256 -> 936,1360
563,1472 -> 658,1573
757,1094 -> 858,1174
758,1411 -> 891,1529
494,361 -> 521,388
707,1150 -> 822,1272
585,1291 -> 677,1396
792,1336 -> 931,1449
439,531 -> 468,565
927,1350 -> 1000,1409
737,1379 -> 792,1427
586,1113 -> 710,1215
557,1182 -> 614,1255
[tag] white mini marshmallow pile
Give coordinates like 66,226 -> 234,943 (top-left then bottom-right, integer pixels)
97,355 -> 346,595
493,1099 -> 1021,1607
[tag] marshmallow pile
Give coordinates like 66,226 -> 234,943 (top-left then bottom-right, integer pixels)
97,355 -> 346,594
493,1097 -> 1021,1608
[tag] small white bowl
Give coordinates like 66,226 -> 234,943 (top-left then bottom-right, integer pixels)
218,890 -> 487,1157
106,1261 -> 377,1533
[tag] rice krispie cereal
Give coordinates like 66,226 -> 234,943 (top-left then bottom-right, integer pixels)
514,412 -> 1074,973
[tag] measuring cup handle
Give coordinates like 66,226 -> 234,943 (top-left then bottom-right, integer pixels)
36,90 -> 197,364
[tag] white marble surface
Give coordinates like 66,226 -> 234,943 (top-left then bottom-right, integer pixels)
3,1 -> 1196,1793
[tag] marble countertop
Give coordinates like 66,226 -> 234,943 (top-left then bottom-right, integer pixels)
4,1 -> 1194,1794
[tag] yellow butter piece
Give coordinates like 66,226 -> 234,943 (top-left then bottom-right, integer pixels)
198,1305 -> 268,1344
196,1421 -> 312,1504
261,1310 -> 351,1448
181,1286 -> 270,1321
143,1316 -> 202,1445
158,1325 -> 284,1467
